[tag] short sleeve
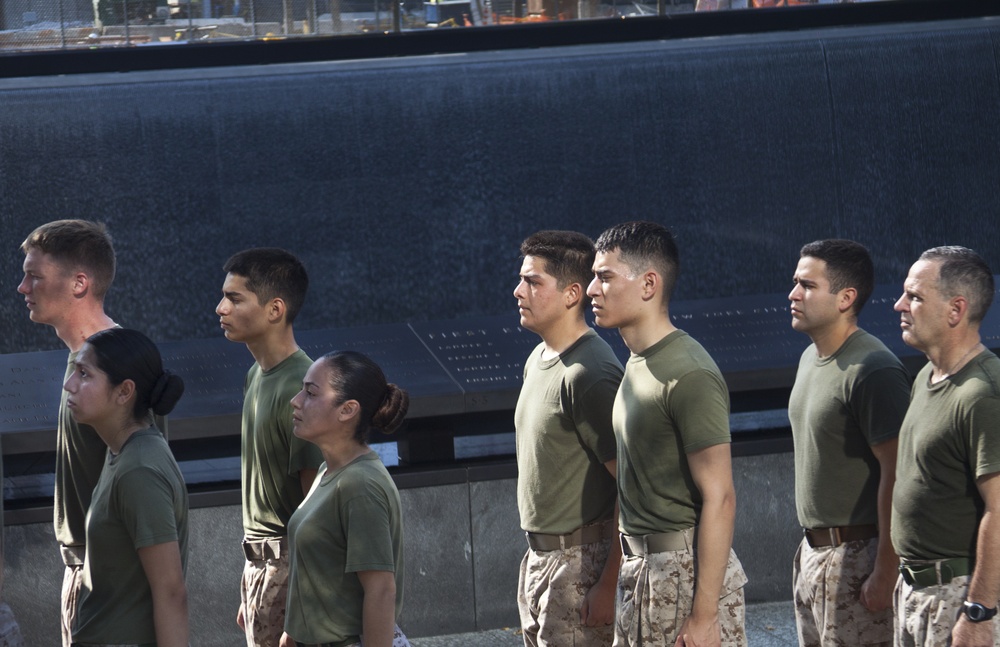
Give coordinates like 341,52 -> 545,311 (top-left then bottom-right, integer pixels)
670,369 -> 731,453
342,485 -> 396,574
571,373 -> 621,465
115,467 -> 180,549
852,365 -> 912,447
969,395 -> 1000,479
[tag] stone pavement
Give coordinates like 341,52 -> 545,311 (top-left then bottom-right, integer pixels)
411,600 -> 798,646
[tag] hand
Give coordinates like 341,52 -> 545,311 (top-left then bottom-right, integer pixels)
236,603 -> 245,631
674,612 -> 721,647
580,578 -> 616,627
951,614 -> 996,647
859,564 -> 895,613
279,632 -> 296,647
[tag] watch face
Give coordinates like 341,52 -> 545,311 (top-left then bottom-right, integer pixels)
968,604 -> 987,621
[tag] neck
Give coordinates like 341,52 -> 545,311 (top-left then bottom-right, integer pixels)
318,436 -> 371,472
99,418 -> 147,454
618,312 -> 677,355
56,307 -> 117,353
928,332 -> 984,383
538,317 -> 590,359
246,328 -> 299,372
810,320 -> 859,358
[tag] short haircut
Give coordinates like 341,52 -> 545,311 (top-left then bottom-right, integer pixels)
520,230 -> 595,296
919,246 -> 995,324
223,248 -> 308,324
594,221 -> 680,301
20,220 -> 116,300
799,239 -> 874,316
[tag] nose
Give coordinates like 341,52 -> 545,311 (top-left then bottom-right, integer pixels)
893,294 -> 907,312
513,279 -> 526,300
216,298 -> 229,316
788,284 -> 801,301
290,390 -> 303,409
17,275 -> 29,295
63,372 -> 76,393
586,276 -> 600,299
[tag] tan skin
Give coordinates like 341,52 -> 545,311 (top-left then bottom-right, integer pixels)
513,255 -> 622,626
279,360 -> 397,647
63,345 -> 189,647
789,256 -> 899,612
894,260 -> 998,646
587,249 -> 737,647
217,273 -> 318,630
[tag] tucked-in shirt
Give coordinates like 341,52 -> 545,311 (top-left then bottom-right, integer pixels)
515,329 -> 622,534
892,350 -> 1000,561
241,349 -> 324,538
789,330 -> 910,528
615,331 -> 731,536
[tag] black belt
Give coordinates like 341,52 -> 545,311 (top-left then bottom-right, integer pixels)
803,524 -> 878,549
900,558 -> 971,589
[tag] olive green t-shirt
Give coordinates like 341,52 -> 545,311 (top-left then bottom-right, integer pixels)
241,349 -> 324,539
284,452 -> 404,646
615,331 -> 731,536
73,427 -> 188,645
789,330 -> 910,529
515,329 -> 623,534
56,351 -> 168,548
892,350 -> 1000,561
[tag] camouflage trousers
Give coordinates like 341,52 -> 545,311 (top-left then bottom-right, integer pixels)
894,574 -> 1000,646
517,538 -> 615,646
241,552 -> 290,647
793,537 -> 892,647
295,624 -> 412,647
0,602 -> 23,647
613,541 -> 747,647
62,563 -> 86,647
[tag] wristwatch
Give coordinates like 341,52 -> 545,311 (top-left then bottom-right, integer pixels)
962,601 -> 998,622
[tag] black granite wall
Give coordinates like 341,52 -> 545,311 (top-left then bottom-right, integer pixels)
1,18 -> 998,354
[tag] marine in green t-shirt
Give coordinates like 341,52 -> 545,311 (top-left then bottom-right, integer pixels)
74,428 -> 189,646
217,248 -> 322,646
891,246 -> 1000,646
787,240 -> 909,646
590,222 -> 746,647
513,231 -> 624,645
17,219 -> 121,647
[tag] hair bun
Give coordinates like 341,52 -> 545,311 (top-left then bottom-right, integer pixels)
149,370 -> 185,416
371,383 -> 409,435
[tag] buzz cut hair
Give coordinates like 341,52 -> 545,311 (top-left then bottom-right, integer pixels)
919,246 -> 995,324
595,221 -> 680,301
799,239 -> 875,316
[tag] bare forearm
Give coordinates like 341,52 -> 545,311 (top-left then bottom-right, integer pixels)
153,584 -> 190,647
361,578 -> 396,647
692,492 -> 735,618
967,510 -> 1000,605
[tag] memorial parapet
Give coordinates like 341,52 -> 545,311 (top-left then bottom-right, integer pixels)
2,282 -> 998,462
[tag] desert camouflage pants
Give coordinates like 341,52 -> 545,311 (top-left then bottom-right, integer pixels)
613,544 -> 747,647
894,574 -> 1000,647
62,563 -> 85,647
793,537 -> 892,646
517,538 -> 615,646
241,553 -> 290,647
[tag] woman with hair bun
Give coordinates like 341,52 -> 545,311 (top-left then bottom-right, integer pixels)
280,351 -> 410,647
63,328 -> 189,647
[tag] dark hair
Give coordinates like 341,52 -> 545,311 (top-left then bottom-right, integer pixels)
21,219 -> 116,300
520,230 -> 595,307
321,351 -> 409,444
223,248 -> 308,324
595,221 -> 680,301
919,246 -> 995,324
799,239 -> 875,316
86,328 -> 185,421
